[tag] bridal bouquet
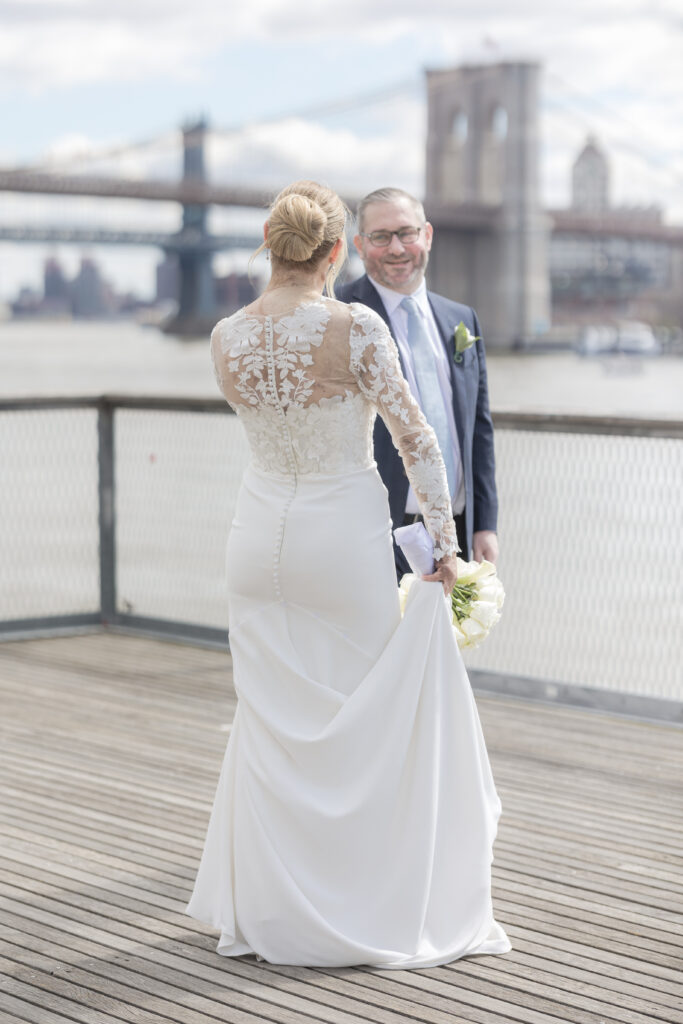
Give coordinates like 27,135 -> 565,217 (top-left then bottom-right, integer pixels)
448,557 -> 504,649
394,523 -> 504,650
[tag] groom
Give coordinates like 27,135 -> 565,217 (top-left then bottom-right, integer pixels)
337,187 -> 498,578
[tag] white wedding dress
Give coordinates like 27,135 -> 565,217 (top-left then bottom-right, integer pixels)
186,298 -> 510,968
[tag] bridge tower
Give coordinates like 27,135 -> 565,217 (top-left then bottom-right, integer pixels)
168,117 -> 217,335
425,62 -> 550,347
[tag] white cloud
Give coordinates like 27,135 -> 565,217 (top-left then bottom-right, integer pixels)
0,0 -> 682,297
208,104 -> 424,198
0,1 -> 680,88
0,20 -> 201,92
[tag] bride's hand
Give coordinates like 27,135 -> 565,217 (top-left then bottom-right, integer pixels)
422,554 -> 458,595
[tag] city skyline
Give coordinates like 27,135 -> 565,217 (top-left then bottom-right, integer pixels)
1,1 -> 681,300
7,250 -> 262,321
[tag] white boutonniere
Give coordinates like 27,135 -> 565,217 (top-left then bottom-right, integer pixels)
454,321 -> 480,363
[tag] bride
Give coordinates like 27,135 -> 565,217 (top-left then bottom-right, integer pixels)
186,180 -> 510,968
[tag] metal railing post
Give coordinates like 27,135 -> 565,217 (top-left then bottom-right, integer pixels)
97,399 -> 116,625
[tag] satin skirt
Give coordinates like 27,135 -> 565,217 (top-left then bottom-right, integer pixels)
186,463 -> 510,968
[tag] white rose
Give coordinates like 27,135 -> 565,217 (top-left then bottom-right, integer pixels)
457,558 -> 496,585
470,600 -> 501,630
473,559 -> 497,580
460,617 -> 488,645
455,558 -> 477,583
477,580 -> 505,609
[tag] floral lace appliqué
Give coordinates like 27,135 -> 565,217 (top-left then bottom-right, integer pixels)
349,304 -> 458,561
211,300 -> 458,561
237,392 -> 374,476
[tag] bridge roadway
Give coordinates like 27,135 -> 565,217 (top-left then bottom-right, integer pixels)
0,168 -> 277,209
0,224 -> 262,252
3,168 -> 683,244
0,167 -> 500,233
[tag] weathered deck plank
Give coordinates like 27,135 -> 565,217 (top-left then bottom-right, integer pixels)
1,632 -> 681,1024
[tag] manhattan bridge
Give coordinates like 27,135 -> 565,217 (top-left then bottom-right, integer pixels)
0,117 -> 280,335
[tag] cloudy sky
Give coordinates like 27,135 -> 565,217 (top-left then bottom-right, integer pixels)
1,0 -> 681,300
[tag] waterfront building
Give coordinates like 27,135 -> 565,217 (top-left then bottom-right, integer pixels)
571,136 -> 609,214
156,255 -> 180,304
70,257 -> 112,318
214,271 -> 258,314
43,256 -> 71,316
549,136 -> 681,329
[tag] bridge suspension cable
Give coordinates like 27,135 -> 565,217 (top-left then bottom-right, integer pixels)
16,77 -> 419,176
545,69 -> 683,190
15,129 -> 181,175
212,76 -> 420,138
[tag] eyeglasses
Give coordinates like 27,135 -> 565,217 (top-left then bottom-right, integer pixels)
360,227 -> 422,247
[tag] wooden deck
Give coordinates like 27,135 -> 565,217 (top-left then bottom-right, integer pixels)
0,632 -> 681,1024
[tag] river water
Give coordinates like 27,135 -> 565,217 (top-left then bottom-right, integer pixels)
1,319 -> 681,704
2,319 -> 683,418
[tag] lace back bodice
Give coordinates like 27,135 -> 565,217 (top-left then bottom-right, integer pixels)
211,299 -> 458,560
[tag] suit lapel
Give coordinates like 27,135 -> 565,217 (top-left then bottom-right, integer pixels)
428,292 -> 467,453
349,276 -> 389,325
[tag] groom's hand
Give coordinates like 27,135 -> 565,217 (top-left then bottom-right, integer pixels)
473,530 -> 498,564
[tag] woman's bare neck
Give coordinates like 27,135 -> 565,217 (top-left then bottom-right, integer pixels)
246,271 -> 330,316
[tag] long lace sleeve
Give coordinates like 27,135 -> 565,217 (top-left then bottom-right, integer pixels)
210,319 -> 227,396
349,304 -> 459,561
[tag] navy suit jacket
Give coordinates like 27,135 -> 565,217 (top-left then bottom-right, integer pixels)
336,274 -> 498,561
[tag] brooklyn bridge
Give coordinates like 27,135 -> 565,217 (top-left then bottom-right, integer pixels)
2,62 -> 682,342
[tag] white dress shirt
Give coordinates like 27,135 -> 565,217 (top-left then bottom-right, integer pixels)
367,276 -> 465,515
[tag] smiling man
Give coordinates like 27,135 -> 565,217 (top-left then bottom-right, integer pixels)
337,187 -> 498,577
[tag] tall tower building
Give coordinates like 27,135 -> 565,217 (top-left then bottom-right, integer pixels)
43,255 -> 70,314
156,254 -> 179,303
43,256 -> 69,303
71,257 -> 107,318
572,136 -> 609,213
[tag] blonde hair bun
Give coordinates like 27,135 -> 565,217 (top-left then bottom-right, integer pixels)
267,194 -> 327,262
251,179 -> 347,296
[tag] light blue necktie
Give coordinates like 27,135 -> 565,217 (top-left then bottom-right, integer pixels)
400,296 -> 456,496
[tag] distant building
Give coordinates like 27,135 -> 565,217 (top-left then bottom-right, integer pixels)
43,256 -> 70,315
571,136 -> 609,214
71,257 -> 111,318
214,271 -> 258,314
156,254 -> 180,304
10,254 -> 157,321
11,286 -> 42,317
549,136 -> 681,327
155,257 -> 258,318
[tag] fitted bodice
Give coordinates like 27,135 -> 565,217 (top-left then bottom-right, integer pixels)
210,298 -> 458,560
236,392 -> 374,477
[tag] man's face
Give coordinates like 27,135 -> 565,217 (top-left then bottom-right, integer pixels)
354,198 -> 433,294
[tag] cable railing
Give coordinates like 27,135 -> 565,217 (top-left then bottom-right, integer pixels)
1,396 -> 681,721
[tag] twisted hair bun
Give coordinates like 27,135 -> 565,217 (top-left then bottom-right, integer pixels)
252,180 -> 347,295
267,194 -> 327,262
